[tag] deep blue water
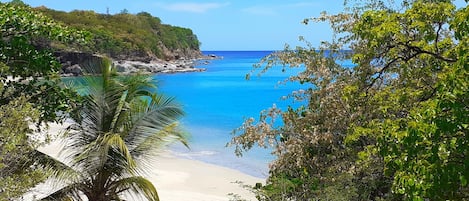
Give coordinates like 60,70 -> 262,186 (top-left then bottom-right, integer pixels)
154,51 -> 306,178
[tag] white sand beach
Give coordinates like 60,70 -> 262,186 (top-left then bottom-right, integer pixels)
146,154 -> 263,201
34,123 -> 264,201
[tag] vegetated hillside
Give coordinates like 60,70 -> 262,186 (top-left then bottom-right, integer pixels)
35,7 -> 202,61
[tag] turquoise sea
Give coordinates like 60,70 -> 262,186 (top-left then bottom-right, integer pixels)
155,51 -> 305,178
65,51 -> 352,178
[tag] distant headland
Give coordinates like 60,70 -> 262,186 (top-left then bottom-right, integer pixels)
32,6 -> 212,75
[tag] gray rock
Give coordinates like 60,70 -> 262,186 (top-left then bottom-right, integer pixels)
63,64 -> 83,76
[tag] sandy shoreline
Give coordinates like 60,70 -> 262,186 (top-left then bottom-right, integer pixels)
147,153 -> 263,201
34,123 -> 264,201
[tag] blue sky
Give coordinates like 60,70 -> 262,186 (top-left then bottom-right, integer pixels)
14,0 -> 346,50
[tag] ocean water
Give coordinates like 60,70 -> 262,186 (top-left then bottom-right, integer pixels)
154,51 -> 306,178
64,51 -> 352,178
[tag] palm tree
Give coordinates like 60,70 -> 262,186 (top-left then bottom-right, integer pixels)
41,58 -> 188,201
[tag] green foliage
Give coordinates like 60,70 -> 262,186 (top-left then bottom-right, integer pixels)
0,3 -> 87,197
346,1 -> 469,200
0,2 -> 87,123
230,0 -> 469,200
40,59 -> 189,201
35,8 -> 201,59
0,95 -> 46,200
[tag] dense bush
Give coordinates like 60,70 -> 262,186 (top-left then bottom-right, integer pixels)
0,2 -> 86,198
35,8 -> 201,59
230,0 -> 469,200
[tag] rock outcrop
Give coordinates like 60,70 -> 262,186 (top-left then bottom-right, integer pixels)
159,46 -> 203,61
55,51 -> 207,76
114,59 -> 205,74
55,52 -> 98,76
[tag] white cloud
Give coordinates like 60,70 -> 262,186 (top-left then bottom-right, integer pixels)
160,2 -> 229,13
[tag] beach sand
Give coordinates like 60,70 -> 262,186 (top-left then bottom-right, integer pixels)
34,123 -> 264,201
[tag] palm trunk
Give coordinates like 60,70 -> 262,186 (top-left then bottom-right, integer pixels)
86,170 -> 112,201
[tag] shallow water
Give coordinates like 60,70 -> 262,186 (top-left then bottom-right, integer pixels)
155,51 -> 304,178
64,51 -> 350,178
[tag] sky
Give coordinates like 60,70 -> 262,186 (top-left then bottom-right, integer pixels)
12,0 -> 347,51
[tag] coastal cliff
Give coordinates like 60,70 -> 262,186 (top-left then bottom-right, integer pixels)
34,6 -> 206,75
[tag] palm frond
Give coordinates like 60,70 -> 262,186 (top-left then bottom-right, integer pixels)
131,123 -> 189,158
110,90 -> 128,133
124,95 -> 185,151
109,176 -> 159,201
102,132 -> 137,173
80,56 -> 113,76
112,74 -> 157,135
121,74 -> 156,102
74,57 -> 126,134
69,134 -> 104,177
44,56 -> 187,200
73,132 -> 137,175
32,150 -> 81,183
40,183 -> 85,201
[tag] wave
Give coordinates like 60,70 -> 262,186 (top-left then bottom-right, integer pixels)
171,150 -> 219,159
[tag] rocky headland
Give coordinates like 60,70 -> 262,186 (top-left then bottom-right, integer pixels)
114,59 -> 205,75
56,51 -> 219,76
31,6 -> 212,76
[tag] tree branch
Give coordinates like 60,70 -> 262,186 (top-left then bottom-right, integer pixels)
402,42 -> 457,63
365,39 -> 457,91
435,22 -> 443,52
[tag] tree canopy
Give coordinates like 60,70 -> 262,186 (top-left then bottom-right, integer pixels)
0,1 -> 87,123
0,95 -> 45,199
230,0 -> 469,200
0,2 -> 193,200
35,7 -> 201,60
0,2 -> 87,198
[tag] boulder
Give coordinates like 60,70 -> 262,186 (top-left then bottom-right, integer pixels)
63,64 -> 83,76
